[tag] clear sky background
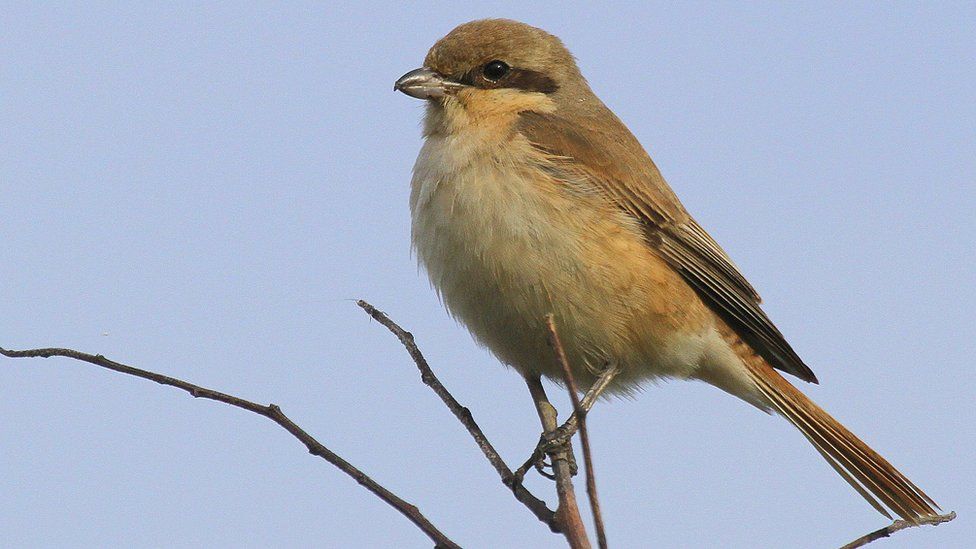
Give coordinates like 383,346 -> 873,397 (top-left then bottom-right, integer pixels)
2,3 -> 973,548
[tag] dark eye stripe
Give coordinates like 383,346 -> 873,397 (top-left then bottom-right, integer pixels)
506,69 -> 559,94
459,67 -> 559,94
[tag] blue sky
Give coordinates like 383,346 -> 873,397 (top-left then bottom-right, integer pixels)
2,3 -> 973,548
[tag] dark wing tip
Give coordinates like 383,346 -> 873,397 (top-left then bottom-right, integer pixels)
796,362 -> 819,384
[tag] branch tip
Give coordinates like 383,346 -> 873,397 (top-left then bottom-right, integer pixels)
840,511 -> 955,549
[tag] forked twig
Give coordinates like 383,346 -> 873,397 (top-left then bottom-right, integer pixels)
0,346 -> 460,549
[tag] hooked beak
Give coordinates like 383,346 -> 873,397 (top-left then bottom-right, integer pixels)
394,67 -> 464,100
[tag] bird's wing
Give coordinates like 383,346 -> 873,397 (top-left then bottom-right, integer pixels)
518,110 -> 817,383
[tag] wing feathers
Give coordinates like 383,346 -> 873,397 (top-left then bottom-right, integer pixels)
518,110 -> 817,382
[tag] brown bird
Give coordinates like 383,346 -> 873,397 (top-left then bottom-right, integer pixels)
395,18 -> 939,523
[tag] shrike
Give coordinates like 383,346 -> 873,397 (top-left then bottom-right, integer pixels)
395,18 -> 938,522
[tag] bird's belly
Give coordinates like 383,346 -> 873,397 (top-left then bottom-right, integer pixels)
410,136 -> 712,390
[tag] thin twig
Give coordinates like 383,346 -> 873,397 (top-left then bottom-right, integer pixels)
0,346 -> 460,549
839,511 -> 955,549
356,300 -> 559,531
525,375 -> 592,549
546,315 -> 608,549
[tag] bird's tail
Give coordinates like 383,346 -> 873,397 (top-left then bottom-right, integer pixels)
743,360 -> 940,523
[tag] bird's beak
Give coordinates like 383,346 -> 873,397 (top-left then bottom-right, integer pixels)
394,67 -> 463,100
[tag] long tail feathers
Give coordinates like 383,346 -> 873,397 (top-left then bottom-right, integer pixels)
744,361 -> 940,523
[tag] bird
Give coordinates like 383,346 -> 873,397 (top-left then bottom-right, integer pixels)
394,18 -> 939,523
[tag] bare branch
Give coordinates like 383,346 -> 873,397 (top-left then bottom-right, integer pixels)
0,346 -> 460,549
8,306 -> 951,549
546,315 -> 608,549
356,300 -> 559,530
839,512 -> 955,549
526,375 -> 592,549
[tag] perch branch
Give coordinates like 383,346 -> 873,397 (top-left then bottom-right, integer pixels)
0,346 -> 460,549
546,315 -> 608,549
356,300 -> 559,531
526,375 -> 592,549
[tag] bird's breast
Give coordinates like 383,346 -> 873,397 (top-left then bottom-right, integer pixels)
409,130 -> 713,389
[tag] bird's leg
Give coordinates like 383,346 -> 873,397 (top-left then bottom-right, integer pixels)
579,362 -> 620,412
544,363 -> 621,453
513,434 -> 555,487
518,364 -> 620,485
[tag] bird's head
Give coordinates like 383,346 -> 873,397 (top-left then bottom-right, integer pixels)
395,19 -> 590,135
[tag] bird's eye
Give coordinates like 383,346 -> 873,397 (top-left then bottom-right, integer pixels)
482,60 -> 510,81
